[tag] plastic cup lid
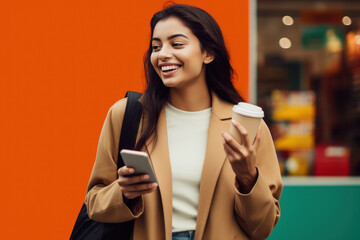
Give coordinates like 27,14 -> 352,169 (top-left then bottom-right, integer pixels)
232,102 -> 264,118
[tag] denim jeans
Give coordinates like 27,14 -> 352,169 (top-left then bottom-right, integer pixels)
172,230 -> 195,240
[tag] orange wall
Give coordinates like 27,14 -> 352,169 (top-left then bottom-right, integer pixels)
0,0 -> 248,239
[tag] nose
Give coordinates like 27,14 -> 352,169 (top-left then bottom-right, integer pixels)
158,45 -> 171,60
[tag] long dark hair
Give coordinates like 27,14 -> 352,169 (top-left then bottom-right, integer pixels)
136,3 -> 244,150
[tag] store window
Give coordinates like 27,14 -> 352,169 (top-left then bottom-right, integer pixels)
257,0 -> 360,176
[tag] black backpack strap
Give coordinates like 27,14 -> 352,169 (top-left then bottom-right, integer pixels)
70,91 -> 142,240
117,91 -> 143,169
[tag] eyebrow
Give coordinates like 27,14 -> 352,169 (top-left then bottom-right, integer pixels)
151,34 -> 189,42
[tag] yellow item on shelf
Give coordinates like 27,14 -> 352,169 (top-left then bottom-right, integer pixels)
285,155 -> 310,176
275,135 -> 314,150
273,105 -> 315,121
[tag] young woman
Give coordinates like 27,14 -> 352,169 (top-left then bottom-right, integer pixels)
85,4 -> 282,240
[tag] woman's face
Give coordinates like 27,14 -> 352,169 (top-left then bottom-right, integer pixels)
150,17 -> 212,90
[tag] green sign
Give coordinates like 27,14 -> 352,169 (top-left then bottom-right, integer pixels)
301,26 -> 344,50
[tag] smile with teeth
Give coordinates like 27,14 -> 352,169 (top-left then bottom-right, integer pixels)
161,65 -> 181,72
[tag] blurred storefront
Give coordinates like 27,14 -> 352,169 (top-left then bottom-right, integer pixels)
256,0 -> 360,176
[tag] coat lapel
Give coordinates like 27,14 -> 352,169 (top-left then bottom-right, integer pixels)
195,94 -> 233,239
145,108 -> 173,240
144,94 -> 233,240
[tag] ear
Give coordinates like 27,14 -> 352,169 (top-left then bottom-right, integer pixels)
203,51 -> 215,64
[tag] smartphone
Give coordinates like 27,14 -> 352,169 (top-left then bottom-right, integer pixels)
120,149 -> 158,183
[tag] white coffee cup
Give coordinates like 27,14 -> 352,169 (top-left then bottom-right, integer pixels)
229,102 -> 264,144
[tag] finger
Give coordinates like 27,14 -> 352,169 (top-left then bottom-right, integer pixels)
118,174 -> 150,186
123,187 -> 157,199
222,132 -> 253,160
222,140 -> 231,158
232,120 -> 251,148
253,128 -> 261,151
221,131 -> 245,154
118,166 -> 135,176
123,182 -> 158,193
223,138 -> 250,164
223,141 -> 240,163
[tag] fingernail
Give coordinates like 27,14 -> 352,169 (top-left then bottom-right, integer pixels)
223,131 -> 230,139
221,131 -> 228,137
128,168 -> 134,173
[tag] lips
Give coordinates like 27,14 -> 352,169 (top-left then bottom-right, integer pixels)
159,64 -> 182,77
162,65 -> 180,71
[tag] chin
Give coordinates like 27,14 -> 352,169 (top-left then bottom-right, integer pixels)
161,79 -> 179,88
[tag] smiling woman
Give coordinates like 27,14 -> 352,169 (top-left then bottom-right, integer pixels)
84,3 -> 282,240
150,17 -> 214,110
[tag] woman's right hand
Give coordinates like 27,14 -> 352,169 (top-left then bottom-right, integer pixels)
117,166 -> 158,200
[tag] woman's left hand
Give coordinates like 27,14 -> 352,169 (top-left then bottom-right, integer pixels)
221,120 -> 260,194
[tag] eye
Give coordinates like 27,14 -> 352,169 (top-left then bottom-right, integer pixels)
172,43 -> 184,47
152,45 -> 161,51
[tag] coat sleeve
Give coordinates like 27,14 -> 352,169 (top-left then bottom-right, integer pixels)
234,120 -> 283,240
84,98 -> 144,223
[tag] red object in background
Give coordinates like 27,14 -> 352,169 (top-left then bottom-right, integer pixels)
300,10 -> 343,24
314,144 -> 350,176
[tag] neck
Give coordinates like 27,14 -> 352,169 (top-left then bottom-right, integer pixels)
169,85 -> 211,111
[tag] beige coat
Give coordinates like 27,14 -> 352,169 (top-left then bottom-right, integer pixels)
85,94 -> 283,240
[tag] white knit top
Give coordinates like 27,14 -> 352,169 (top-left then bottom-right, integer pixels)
165,102 -> 212,233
